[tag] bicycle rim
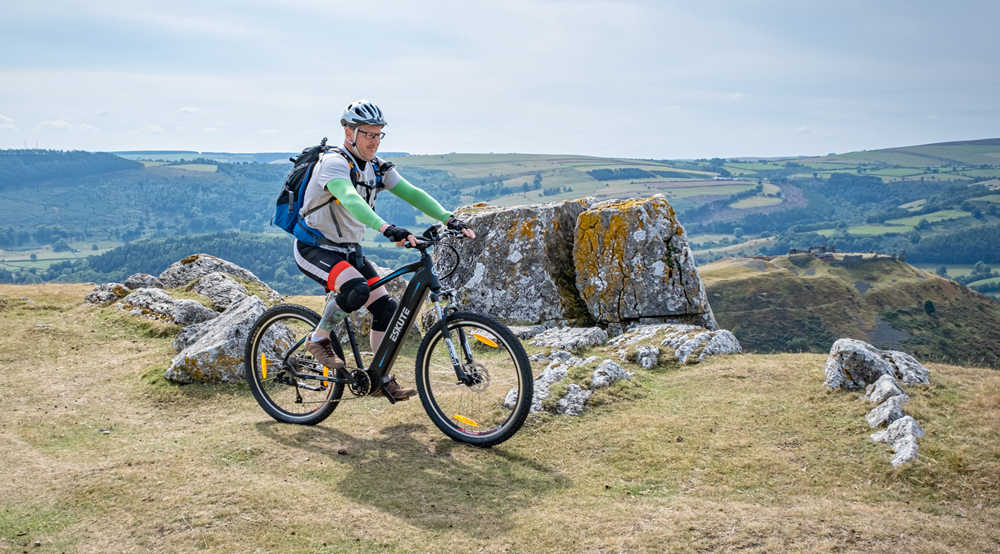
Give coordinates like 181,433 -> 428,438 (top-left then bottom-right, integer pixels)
416,314 -> 532,446
246,305 -> 343,425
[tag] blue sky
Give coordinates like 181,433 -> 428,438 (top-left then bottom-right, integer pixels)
0,0 -> 997,158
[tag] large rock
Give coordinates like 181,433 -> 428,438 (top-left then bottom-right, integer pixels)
871,415 -> 924,467
117,288 -> 217,326
124,273 -> 163,290
529,326 -> 608,352
159,253 -> 271,293
824,338 -> 931,390
865,394 -> 909,428
438,198 -> 596,325
165,296 -> 267,383
192,272 -> 249,311
556,384 -> 592,416
574,195 -> 717,329
85,282 -> 130,305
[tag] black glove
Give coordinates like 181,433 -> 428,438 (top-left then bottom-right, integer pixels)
446,215 -> 470,232
382,224 -> 412,242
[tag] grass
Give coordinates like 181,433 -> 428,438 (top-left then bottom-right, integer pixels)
971,194 -> 1000,204
885,209 -> 971,226
2,283 -> 999,552
171,163 -> 218,172
911,264 -> 977,279
729,195 -> 783,209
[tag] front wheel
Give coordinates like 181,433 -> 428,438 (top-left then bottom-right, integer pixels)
245,304 -> 344,425
415,312 -> 533,447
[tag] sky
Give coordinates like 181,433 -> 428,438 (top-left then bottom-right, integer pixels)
1,0 -> 997,159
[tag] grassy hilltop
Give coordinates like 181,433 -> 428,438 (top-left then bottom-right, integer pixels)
701,253 -> 1000,368
2,283 -> 999,552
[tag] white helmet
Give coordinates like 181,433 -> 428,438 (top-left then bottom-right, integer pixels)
341,100 -> 386,128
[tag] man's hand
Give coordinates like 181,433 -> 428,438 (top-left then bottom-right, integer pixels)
446,216 -> 476,239
381,224 -> 417,247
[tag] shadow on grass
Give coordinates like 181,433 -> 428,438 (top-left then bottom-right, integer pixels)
255,420 -> 569,536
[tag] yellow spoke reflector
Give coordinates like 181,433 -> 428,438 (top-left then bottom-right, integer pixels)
322,366 -> 329,388
452,414 -> 479,427
260,353 -> 268,380
472,333 -> 498,348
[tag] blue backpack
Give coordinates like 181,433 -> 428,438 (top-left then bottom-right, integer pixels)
272,137 -> 392,245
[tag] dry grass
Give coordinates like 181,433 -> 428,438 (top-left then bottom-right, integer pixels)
1,283 -> 999,553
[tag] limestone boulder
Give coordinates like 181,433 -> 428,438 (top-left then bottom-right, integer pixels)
865,374 -> 906,405
165,296 -> 267,383
437,198 -> 596,325
865,394 -> 909,428
556,384 -> 592,416
159,254 -> 278,304
590,359 -> 632,389
124,273 -> 163,290
574,195 -> 716,329
871,415 -> 925,467
117,288 -> 217,326
192,272 -> 249,311
85,282 -> 130,305
529,326 -> 609,352
824,338 -> 931,390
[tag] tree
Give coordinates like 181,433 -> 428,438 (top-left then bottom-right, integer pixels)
936,266 -> 948,277
923,299 -> 936,316
972,261 -> 990,278
29,253 -> 37,261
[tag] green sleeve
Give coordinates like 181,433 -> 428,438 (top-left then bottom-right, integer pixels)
324,178 -> 387,231
389,178 -> 452,223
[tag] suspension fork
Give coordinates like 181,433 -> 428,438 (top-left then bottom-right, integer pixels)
431,291 -> 474,384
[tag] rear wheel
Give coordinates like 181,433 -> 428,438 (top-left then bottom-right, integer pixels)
415,312 -> 532,447
245,304 -> 344,425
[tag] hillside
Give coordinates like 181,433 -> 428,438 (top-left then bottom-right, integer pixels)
1,283 -> 998,552
700,253 -> 1000,367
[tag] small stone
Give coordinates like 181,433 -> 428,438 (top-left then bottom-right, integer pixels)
337,449 -> 348,456
865,394 -> 909,428
676,436 -> 683,443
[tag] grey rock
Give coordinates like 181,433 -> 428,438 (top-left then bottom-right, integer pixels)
117,288 -> 217,326
866,374 -> 906,405
825,338 -> 930,390
506,358 -> 570,412
508,324 -> 551,339
865,394 -> 909,428
884,350 -> 931,385
437,198 -> 596,326
635,346 -> 660,369
85,282 -> 129,305
165,296 -> 267,383
124,273 -> 163,290
591,359 -> 632,388
556,384 -> 592,416
574,195 -> 717,329
697,329 -> 743,362
159,253 -> 265,289
529,326 -> 608,352
675,332 -> 712,364
871,416 -> 925,467
193,272 -> 248,311
606,323 -> 741,366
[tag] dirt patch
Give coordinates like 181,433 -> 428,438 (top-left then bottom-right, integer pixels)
867,315 -> 911,349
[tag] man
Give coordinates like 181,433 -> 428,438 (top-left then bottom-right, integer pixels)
293,99 -> 474,401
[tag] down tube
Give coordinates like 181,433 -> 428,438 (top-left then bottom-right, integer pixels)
370,268 -> 432,375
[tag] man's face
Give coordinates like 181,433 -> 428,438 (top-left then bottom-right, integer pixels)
349,124 -> 384,161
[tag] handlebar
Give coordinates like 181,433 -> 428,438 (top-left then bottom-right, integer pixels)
403,224 -> 466,249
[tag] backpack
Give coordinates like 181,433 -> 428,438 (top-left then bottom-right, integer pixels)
272,137 -> 394,246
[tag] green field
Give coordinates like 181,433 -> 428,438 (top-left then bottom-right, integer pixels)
971,194 -> 1000,203
899,199 -> 927,211
912,263 -> 978,279
817,224 -> 911,237
171,163 -> 218,172
968,276 -> 1000,287
885,209 -> 970,226
729,195 -> 782,209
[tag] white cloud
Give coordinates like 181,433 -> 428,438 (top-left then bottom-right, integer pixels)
38,120 -> 72,130
0,112 -> 15,130
203,127 -> 217,133
147,124 -> 165,134
178,106 -> 200,114
258,129 -> 279,135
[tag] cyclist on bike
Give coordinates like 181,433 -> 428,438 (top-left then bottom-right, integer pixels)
294,99 -> 474,401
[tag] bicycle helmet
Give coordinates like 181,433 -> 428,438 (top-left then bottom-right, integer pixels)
341,100 -> 386,128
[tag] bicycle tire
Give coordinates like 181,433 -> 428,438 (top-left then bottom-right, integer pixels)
245,304 -> 344,425
415,312 -> 533,447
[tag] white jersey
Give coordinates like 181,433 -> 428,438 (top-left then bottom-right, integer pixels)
300,147 -> 402,244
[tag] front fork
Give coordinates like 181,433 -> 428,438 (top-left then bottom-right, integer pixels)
432,290 -> 475,385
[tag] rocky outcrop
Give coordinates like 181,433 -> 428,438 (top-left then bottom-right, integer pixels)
825,339 -> 929,466
159,254 -> 278,301
609,324 -> 742,366
824,338 -> 930,390
529,326 -> 608,352
192,272 -> 249,311
165,296 -> 267,383
575,195 -> 717,330
438,195 -> 717,331
440,198 -> 595,325
117,288 -> 217,326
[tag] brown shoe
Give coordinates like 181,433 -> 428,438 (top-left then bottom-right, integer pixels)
305,338 -> 345,370
373,376 -> 417,401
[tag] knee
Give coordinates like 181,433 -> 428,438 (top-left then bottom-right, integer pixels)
369,296 -> 397,332
335,278 -> 370,312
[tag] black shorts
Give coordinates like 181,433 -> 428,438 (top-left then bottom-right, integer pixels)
293,240 -> 379,292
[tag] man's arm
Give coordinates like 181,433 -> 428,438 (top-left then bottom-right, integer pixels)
324,178 -> 388,231
387,178 -> 452,223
